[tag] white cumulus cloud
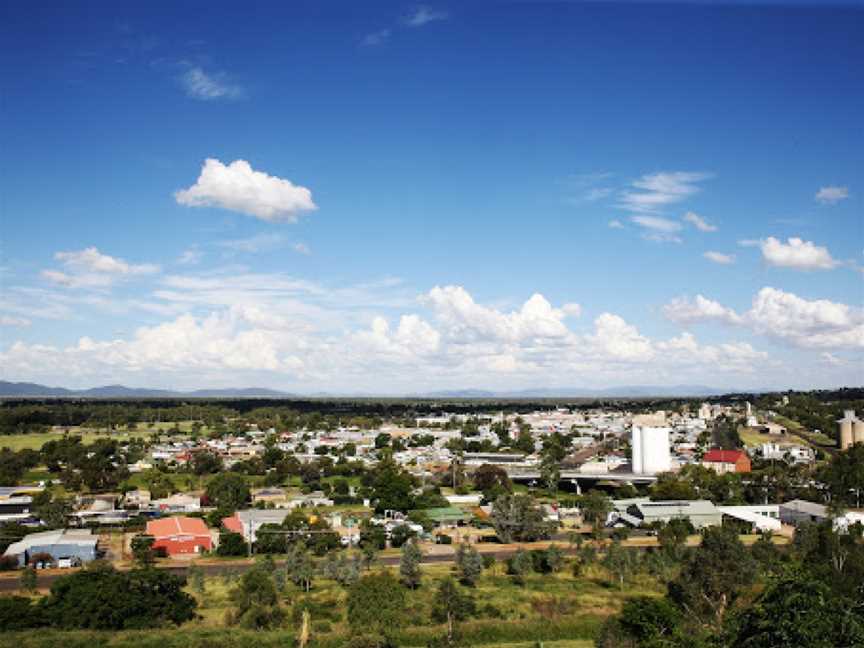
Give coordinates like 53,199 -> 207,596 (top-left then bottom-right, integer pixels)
42,247 -> 159,288
760,237 -> 838,270
175,159 -> 317,222
663,287 -> 864,350
663,295 -> 743,326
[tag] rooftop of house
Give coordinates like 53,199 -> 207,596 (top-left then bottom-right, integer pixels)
146,516 -> 210,538
703,449 -> 748,463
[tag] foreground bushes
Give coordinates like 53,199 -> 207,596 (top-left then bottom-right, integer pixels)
0,562 -> 196,632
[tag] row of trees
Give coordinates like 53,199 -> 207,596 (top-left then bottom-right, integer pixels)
598,521 -> 864,647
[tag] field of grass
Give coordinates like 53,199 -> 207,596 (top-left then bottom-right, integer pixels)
183,561 -> 655,644
0,429 -> 140,452
0,561 -> 660,647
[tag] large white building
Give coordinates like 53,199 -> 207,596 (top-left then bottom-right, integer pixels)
631,426 -> 671,475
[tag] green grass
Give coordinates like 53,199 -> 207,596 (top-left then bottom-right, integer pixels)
0,560 -> 660,647
0,429 -> 141,452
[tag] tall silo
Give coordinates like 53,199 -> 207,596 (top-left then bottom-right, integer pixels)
631,426 -> 671,474
854,418 -> 864,446
631,426 -> 643,474
838,410 -> 857,450
641,427 -> 672,474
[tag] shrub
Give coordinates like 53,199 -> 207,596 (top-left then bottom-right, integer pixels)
313,620 -> 333,633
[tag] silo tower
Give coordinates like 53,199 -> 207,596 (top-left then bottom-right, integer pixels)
838,410 -> 858,450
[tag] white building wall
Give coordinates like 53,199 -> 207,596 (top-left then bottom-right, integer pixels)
632,426 -> 671,475
631,425 -> 643,474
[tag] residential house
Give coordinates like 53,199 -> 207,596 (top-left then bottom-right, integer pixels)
702,449 -> 752,474
152,493 -> 201,513
251,487 -> 287,506
146,516 -> 213,556
124,489 -> 151,509
221,509 -> 292,543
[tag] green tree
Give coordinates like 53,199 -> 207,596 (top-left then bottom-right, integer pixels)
228,565 -> 285,629
472,464 -> 513,500
819,444 -> 864,508
20,566 -> 37,593
191,451 -> 223,475
42,563 -> 197,629
669,525 -> 756,627
399,539 -> 423,589
579,490 -> 612,532
506,548 -> 533,586
130,533 -> 156,567
603,541 -> 639,590
430,577 -> 476,644
727,568 -> 864,648
285,542 -> 315,592
491,494 -> 553,543
650,472 -> 698,501
188,564 -> 206,595
217,531 -> 249,557
347,571 -> 406,636
455,542 -> 483,586
598,596 -> 684,648
370,454 -> 416,513
205,472 -> 250,512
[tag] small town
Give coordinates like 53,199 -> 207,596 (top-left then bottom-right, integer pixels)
2,1 -> 861,646
0,390 -> 862,647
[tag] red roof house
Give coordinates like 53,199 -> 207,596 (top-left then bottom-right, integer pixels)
146,516 -> 213,556
702,449 -> 751,474
221,514 -> 243,535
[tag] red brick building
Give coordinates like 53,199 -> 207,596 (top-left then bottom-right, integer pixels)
146,516 -> 213,556
701,449 -> 752,474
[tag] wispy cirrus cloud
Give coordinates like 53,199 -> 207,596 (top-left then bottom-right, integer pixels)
619,171 -> 712,214
703,251 -> 735,265
362,29 -> 392,46
815,185 -> 849,205
404,6 -> 449,27
683,211 -> 717,232
180,66 -> 243,101
630,215 -> 683,242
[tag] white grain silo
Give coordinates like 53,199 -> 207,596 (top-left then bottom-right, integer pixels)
631,426 -> 671,475
838,410 -> 858,450
631,425 -> 643,474
854,418 -> 864,446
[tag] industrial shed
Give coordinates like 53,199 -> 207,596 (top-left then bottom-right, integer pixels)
3,528 -> 98,568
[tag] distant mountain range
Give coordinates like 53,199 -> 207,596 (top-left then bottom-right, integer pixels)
0,380 -> 730,399
414,385 -> 726,398
0,382 -> 294,399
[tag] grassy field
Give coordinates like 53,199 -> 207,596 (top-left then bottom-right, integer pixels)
0,429 -> 139,452
0,561 -> 660,647
185,561 -> 654,643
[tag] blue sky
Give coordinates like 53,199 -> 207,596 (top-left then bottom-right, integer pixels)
1,1 -> 862,393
